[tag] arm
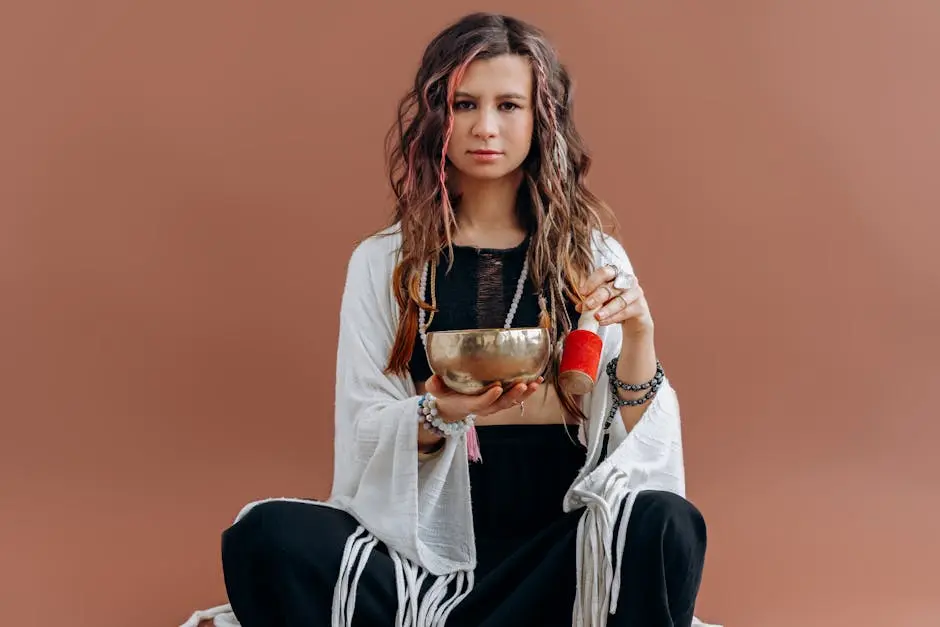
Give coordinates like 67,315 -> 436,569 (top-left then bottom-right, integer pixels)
417,374 -> 542,457
566,234 -> 695,627
613,330 -> 658,431
564,232 -> 686,504
578,235 -> 661,432
330,236 -> 475,567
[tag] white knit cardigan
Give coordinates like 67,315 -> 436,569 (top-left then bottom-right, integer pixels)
181,225 -> 721,627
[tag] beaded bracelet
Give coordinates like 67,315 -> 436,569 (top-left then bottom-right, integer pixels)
603,358 -> 665,430
418,393 -> 476,438
606,357 -> 665,394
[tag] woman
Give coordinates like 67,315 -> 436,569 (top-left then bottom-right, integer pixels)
183,12 -> 718,627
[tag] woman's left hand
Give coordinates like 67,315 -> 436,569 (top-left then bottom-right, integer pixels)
577,264 -> 654,336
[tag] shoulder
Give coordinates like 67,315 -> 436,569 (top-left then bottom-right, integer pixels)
346,223 -> 403,279
338,224 -> 404,317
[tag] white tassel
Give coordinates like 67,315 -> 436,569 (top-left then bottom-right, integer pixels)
402,554 -> 422,624
182,504 -> 487,627
570,468 -> 631,627
436,571 -> 474,625
416,573 -> 450,626
610,490 -> 640,613
332,525 -> 368,627
390,549 -> 423,626
345,536 -> 378,621
392,550 -> 408,627
387,549 -> 475,626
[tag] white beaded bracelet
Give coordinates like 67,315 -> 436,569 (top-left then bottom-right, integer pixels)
419,393 -> 476,437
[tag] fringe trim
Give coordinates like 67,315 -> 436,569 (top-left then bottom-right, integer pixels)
180,497 -> 720,627
332,527 -> 475,626
570,481 -> 723,627
332,525 -> 378,626
180,511 -> 476,627
570,467 -> 631,627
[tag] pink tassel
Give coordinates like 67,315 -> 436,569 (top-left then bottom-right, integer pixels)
466,424 -> 482,463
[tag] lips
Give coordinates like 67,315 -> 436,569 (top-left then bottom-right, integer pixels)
470,150 -> 502,155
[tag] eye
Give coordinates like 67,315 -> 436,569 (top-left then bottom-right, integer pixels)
499,102 -> 521,112
454,100 -> 475,111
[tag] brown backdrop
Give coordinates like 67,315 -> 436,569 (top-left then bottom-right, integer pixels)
3,1 -> 938,626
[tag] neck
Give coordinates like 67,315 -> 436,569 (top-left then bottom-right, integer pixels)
452,173 -> 527,248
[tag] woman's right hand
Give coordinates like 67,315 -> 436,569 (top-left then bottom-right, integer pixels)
424,374 -> 543,422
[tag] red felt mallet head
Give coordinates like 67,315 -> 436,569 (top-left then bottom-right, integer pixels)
557,306 -> 604,395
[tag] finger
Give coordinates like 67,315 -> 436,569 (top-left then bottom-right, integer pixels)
506,379 -> 543,406
602,297 -> 648,326
492,382 -> 529,412
595,293 -> 627,322
595,286 -> 640,321
517,379 -> 541,396
482,386 -> 519,413
506,382 -> 530,403
457,386 -> 501,416
579,283 -> 621,312
521,382 -> 541,400
476,385 -> 504,406
578,265 -> 617,299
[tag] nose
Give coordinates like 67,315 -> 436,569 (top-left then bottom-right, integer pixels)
471,106 -> 499,139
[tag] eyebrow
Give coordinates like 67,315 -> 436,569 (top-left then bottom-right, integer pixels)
454,91 -> 529,101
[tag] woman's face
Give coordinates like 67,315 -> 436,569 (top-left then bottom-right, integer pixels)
445,54 -> 535,183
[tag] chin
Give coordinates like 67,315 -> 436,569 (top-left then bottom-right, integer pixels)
452,161 -> 523,182
463,169 -> 515,181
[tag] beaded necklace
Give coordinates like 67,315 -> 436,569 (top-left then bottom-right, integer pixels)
417,243 -> 530,348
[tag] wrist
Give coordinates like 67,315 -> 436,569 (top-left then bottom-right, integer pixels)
621,318 -> 654,340
428,395 -> 473,424
418,392 -> 476,435
606,356 -> 665,416
417,394 -> 445,454
618,325 -> 655,359
615,331 -> 657,388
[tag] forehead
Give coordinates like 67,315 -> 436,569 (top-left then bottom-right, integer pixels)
456,54 -> 532,96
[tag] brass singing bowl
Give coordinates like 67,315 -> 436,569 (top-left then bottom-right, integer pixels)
425,327 -> 552,395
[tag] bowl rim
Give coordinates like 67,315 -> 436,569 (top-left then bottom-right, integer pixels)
425,326 -> 548,336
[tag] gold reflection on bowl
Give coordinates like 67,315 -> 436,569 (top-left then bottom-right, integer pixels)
425,327 -> 551,395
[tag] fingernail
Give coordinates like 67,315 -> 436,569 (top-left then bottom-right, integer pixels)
595,310 -> 606,320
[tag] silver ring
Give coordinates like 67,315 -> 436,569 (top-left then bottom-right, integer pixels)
608,265 -> 636,291
519,401 -> 525,417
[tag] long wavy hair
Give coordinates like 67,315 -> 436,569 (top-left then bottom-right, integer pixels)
381,12 -> 618,421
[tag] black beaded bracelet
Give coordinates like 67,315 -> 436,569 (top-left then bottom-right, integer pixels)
605,357 -> 665,392
603,358 -> 665,430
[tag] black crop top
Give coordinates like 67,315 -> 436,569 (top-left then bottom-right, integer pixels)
408,237 -> 580,382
